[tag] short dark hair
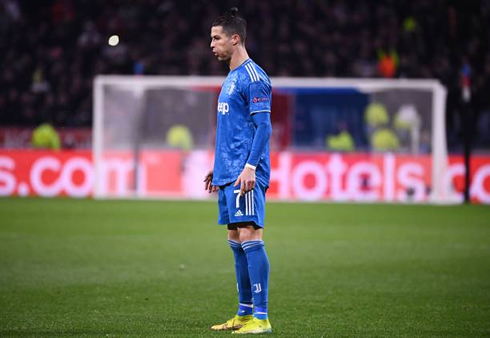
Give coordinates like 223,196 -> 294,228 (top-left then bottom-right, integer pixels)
212,7 -> 247,44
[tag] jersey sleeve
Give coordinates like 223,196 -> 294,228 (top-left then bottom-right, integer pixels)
248,81 -> 272,114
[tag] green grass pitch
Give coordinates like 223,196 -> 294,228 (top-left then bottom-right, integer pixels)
1,198 -> 489,337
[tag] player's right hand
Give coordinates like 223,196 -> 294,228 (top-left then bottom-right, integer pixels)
204,170 -> 218,193
234,166 -> 256,196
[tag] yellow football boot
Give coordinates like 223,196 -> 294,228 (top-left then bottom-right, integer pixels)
210,315 -> 253,331
232,317 -> 272,334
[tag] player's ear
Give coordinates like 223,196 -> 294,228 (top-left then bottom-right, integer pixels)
231,33 -> 240,46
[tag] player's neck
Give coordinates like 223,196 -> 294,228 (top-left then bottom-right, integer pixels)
228,46 -> 249,71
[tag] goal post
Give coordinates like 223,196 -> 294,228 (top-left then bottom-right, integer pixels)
93,76 -> 449,203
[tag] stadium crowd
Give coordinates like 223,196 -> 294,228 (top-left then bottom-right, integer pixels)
0,0 -> 489,150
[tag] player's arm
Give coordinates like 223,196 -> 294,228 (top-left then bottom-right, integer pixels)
234,80 -> 272,195
204,170 -> 218,193
234,113 -> 272,196
247,112 -> 272,167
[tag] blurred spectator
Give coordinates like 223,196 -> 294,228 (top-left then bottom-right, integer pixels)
326,129 -> 355,152
365,102 -> 389,129
371,128 -> 400,152
31,123 -> 60,150
166,124 -> 194,151
0,0 -> 488,151
377,49 -> 399,78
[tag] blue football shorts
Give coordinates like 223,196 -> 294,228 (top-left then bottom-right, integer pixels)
217,180 -> 267,228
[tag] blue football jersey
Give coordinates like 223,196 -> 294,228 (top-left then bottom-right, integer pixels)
212,59 -> 272,187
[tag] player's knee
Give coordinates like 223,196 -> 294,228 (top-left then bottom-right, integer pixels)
238,225 -> 262,242
227,225 -> 240,242
239,230 -> 252,242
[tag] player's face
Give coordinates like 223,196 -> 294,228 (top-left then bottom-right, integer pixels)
210,26 -> 234,62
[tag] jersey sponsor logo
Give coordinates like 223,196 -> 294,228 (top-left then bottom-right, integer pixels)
217,102 -> 229,115
253,97 -> 269,103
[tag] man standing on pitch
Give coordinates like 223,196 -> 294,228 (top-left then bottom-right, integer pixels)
204,7 -> 273,335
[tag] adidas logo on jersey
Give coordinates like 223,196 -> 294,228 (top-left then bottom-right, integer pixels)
234,210 -> 243,217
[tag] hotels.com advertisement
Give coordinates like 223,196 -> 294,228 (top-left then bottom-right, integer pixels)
0,150 -> 489,204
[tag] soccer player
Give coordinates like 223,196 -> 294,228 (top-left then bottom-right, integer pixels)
204,7 -> 273,335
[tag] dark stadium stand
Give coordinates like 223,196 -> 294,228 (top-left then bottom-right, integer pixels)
0,0 -> 489,150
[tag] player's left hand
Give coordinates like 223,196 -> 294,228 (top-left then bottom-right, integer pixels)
234,167 -> 256,196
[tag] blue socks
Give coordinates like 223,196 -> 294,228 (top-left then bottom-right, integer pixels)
228,239 -> 253,316
253,306 -> 268,320
229,239 -> 270,320
238,303 -> 253,316
242,240 -> 269,320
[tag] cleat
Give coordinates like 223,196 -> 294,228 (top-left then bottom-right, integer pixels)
232,317 -> 272,334
210,315 -> 253,331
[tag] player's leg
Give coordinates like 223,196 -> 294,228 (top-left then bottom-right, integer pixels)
233,183 -> 272,334
239,225 -> 269,316
211,187 -> 253,331
228,225 -> 254,317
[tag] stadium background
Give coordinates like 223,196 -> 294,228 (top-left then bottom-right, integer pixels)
1,0 -> 490,202
1,1 -> 490,337
1,0 -> 489,149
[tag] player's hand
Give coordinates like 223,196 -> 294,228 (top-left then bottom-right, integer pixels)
204,170 -> 218,193
234,167 -> 256,196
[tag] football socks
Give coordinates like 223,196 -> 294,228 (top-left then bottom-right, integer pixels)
228,239 -> 253,315
241,240 -> 269,319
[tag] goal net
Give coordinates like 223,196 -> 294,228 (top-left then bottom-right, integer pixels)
93,76 -> 449,203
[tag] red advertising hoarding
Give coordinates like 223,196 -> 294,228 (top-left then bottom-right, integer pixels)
1,150 -> 489,203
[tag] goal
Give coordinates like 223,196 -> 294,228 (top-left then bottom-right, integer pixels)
93,76 -> 449,203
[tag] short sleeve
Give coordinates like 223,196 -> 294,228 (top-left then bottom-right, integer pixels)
248,81 -> 271,114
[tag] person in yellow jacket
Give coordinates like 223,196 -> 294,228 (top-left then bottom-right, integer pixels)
31,123 -> 61,150
326,130 -> 355,151
371,128 -> 400,151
